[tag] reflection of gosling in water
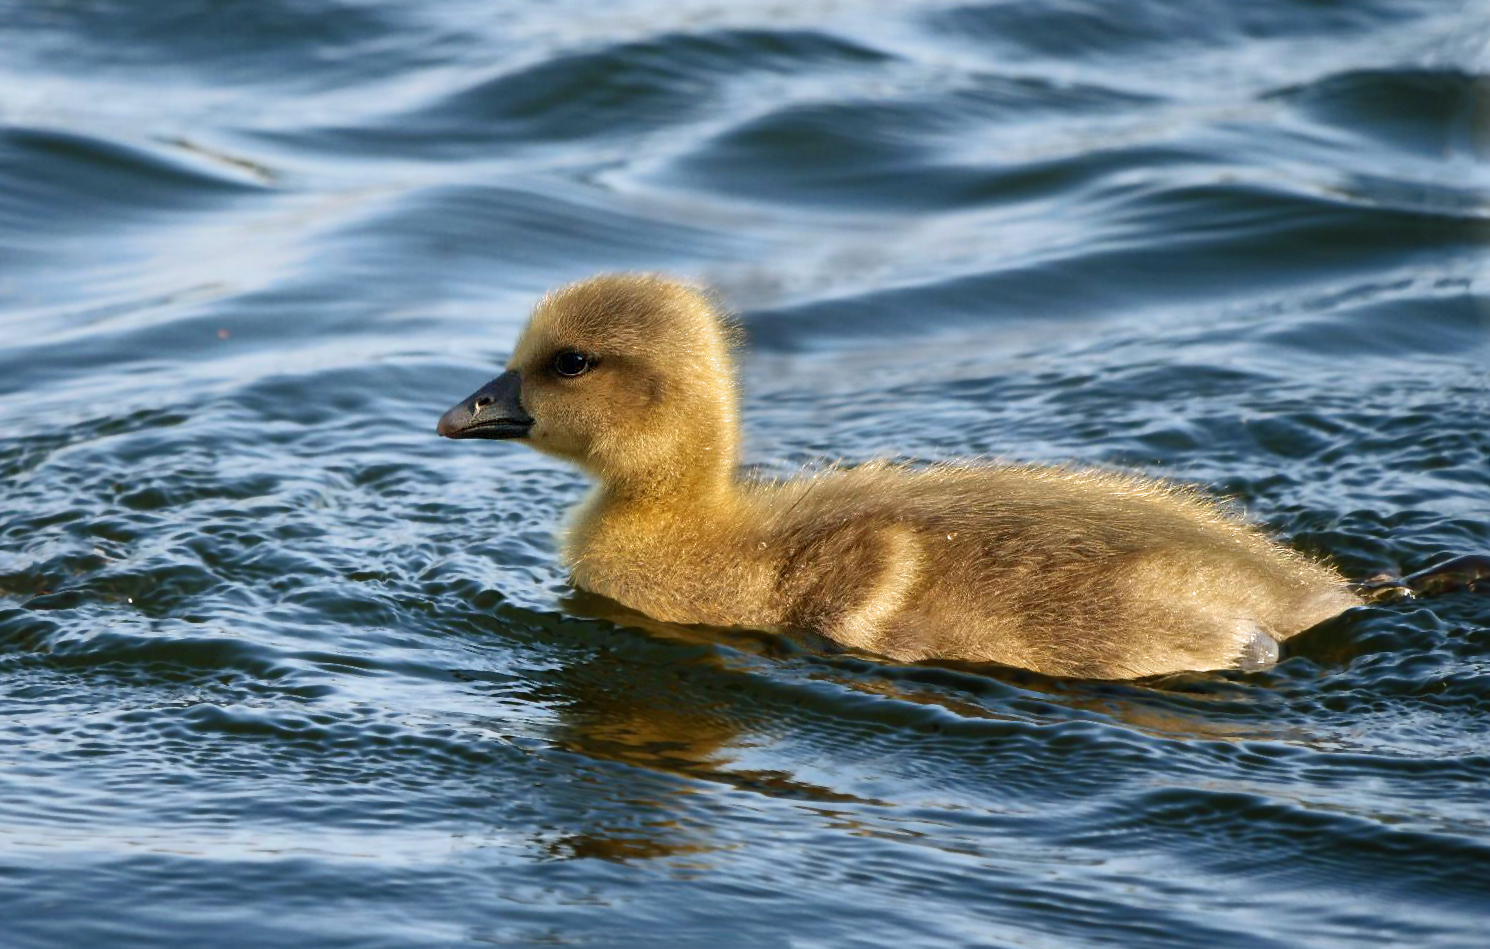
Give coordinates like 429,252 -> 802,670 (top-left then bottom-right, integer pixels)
437,274 -> 1474,678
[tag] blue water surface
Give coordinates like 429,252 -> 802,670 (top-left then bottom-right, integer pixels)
2,1 -> 1489,946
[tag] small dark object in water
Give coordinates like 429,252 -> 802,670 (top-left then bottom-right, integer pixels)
1353,554 -> 1490,602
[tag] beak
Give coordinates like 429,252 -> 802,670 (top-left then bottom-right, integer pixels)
437,369 -> 534,439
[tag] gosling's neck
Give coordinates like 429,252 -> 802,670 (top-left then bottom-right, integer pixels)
595,447 -> 736,510
584,416 -> 740,518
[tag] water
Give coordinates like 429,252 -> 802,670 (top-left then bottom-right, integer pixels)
3,1 -> 1489,946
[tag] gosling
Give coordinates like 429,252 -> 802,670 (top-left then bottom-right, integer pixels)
436,274 -> 1360,678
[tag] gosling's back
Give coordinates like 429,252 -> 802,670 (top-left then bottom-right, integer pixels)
565,461 -> 1357,678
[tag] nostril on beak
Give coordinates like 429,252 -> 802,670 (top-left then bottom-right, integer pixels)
473,396 -> 493,410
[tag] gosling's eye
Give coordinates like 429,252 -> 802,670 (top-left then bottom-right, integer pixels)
552,351 -> 593,377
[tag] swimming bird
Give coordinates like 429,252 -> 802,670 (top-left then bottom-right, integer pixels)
437,273 -> 1363,678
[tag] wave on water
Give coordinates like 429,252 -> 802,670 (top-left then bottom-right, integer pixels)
2,0 -> 1489,947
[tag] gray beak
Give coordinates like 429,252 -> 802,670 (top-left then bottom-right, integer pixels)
436,369 -> 533,439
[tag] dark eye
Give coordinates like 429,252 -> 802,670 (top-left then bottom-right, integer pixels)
552,351 -> 592,377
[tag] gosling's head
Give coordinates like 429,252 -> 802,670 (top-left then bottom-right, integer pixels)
437,274 -> 741,495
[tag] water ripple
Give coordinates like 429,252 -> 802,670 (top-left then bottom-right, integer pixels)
2,0 -> 1489,946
